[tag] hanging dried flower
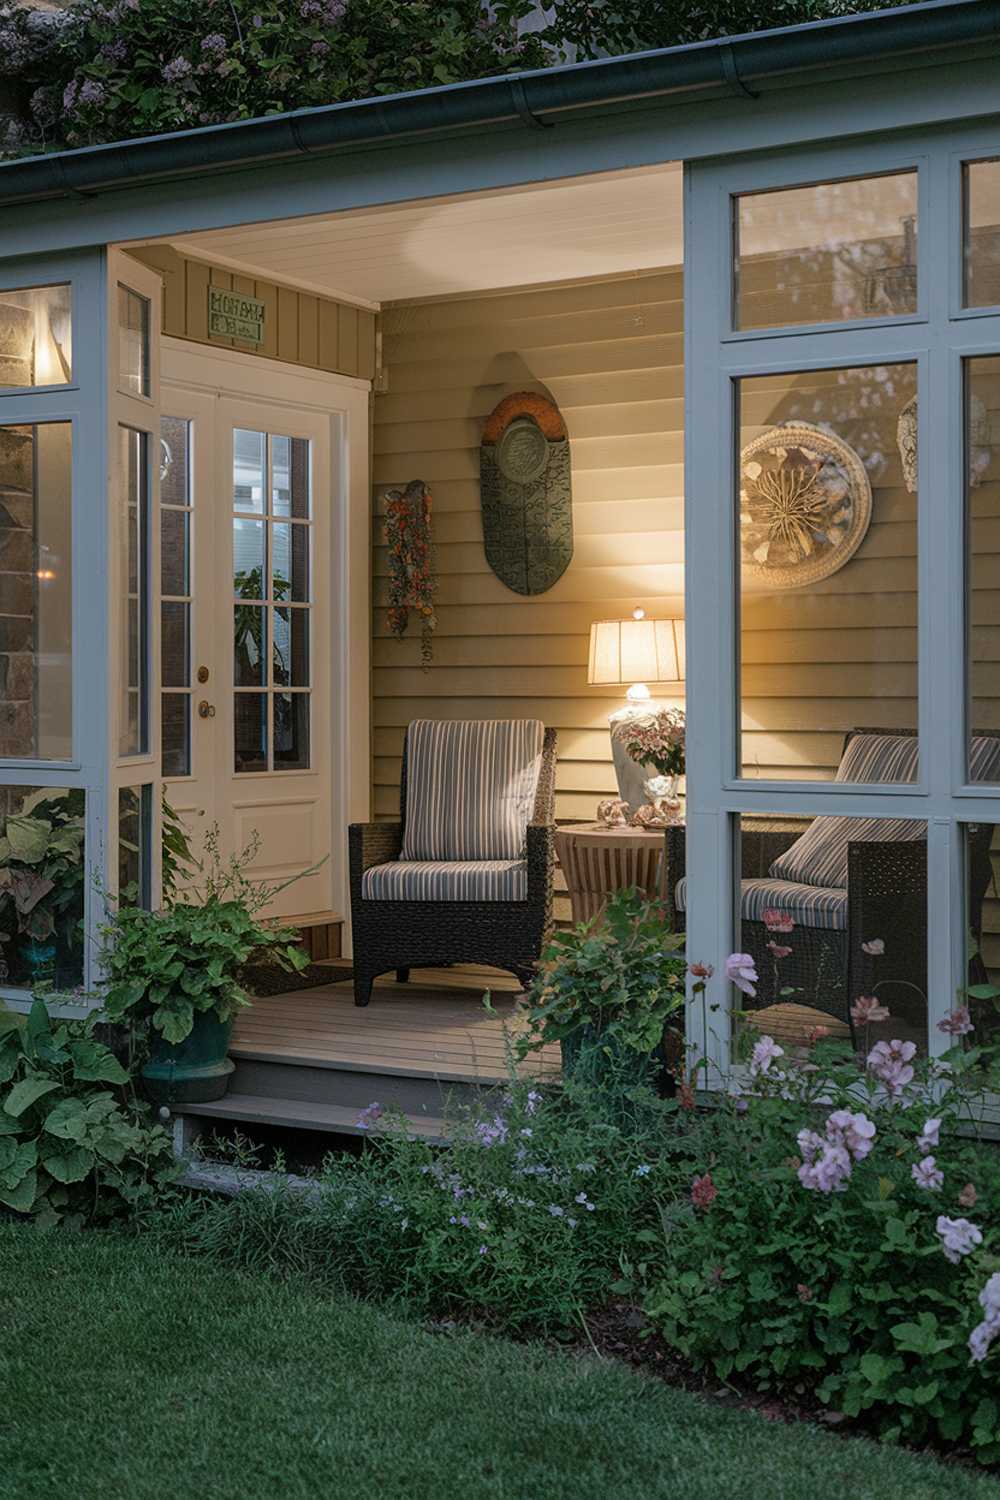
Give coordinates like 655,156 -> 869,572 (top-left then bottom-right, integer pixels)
383,479 -> 437,669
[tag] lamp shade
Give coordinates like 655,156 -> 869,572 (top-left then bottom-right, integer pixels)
587,615 -> 685,686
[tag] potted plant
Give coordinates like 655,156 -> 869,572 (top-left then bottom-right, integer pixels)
0,789 -> 85,989
101,826 -> 310,1104
518,888 -> 686,1092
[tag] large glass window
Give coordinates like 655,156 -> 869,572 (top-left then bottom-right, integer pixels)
0,785 -> 85,991
160,416 -> 192,777
0,421 -> 72,761
117,284 -> 150,399
731,810 -> 928,1056
963,159 -> 1000,309
233,429 -> 311,773
966,357 -> 1000,783
734,171 -> 918,330
737,362 -> 918,781
118,784 -> 152,908
965,823 -> 1000,1051
119,426 -> 149,757
0,285 -> 72,390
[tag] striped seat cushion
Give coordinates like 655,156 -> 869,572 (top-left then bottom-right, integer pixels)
362,859 -> 528,903
401,719 -> 544,862
674,876 -> 847,932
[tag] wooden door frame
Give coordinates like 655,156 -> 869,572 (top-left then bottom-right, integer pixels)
160,337 -> 371,948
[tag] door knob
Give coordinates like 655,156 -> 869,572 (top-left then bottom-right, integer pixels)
198,700 -> 216,719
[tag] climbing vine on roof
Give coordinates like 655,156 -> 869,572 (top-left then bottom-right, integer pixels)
0,0 -> 928,160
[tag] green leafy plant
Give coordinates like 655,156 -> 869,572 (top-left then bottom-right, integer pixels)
0,789 -> 85,986
0,999 -> 175,1225
101,826 -> 310,1044
161,793 -> 196,902
518,889 -> 686,1065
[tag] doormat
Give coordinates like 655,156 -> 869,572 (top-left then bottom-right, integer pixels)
240,955 -> 350,997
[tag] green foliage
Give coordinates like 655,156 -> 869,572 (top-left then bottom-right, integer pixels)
0,998 -> 175,1224
102,825 -> 309,1043
0,0 -> 917,159
519,889 -> 686,1061
642,1040 -> 1000,1464
161,793 -> 196,902
0,789 -> 85,965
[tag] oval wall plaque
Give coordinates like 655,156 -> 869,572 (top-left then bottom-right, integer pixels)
480,391 -> 573,595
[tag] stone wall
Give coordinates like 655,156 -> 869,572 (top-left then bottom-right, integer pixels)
0,302 -> 35,757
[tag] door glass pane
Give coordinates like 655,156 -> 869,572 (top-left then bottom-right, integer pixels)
0,785 -> 85,991
274,607 -> 309,687
235,693 -> 267,772
161,601 -> 189,688
160,415 -> 190,506
119,426 -> 148,757
118,785 -> 151,908
274,693 -> 309,770
727,811 -> 928,1057
234,604 -> 266,686
967,357 -> 1000,782
0,421 -> 72,760
117,285 -> 150,398
233,429 -> 265,513
963,159 -> 1000,308
271,434 -> 310,519
272,522 -> 309,602
965,822 -> 1000,1050
162,695 -> 190,777
734,171 -> 918,330
737,363 -> 918,781
0,285 -> 72,389
160,416 -> 192,779
160,507 -> 188,597
234,518 -> 266,597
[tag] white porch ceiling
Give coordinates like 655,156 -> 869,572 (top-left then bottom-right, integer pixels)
164,164 -> 684,307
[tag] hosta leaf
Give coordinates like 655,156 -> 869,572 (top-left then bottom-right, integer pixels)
152,1003 -> 194,1044
4,1077 -> 60,1118
41,1097 -> 88,1142
0,1168 -> 38,1213
41,1143 -> 95,1184
5,814 -> 51,864
67,1040 -> 128,1085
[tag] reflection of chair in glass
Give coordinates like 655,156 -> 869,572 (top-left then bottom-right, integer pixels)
667,729 -> 1000,1039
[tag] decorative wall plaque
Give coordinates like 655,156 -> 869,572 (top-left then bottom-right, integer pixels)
739,422 -> 872,590
480,391 -> 573,595
208,287 -> 265,345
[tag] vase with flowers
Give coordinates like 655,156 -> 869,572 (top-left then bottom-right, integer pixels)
613,707 -> 685,825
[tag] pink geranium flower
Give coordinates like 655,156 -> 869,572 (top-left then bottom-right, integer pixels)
912,1156 -> 944,1191
917,1117 -> 941,1152
826,1108 -> 876,1162
851,995 -> 891,1027
688,961 -> 714,979
762,908 -> 795,934
938,1007 -> 974,1037
867,1039 -> 917,1097
725,952 -> 758,996
749,1035 -> 784,1077
766,941 -> 792,959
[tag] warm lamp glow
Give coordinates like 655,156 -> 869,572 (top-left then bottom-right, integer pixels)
587,609 -> 685,691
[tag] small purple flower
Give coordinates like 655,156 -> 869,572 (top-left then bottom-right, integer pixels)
525,1090 -> 542,1115
63,80 -> 79,111
474,1115 -> 508,1149
938,1006 -> 974,1037
100,39 -> 129,63
547,1204 -> 564,1218
162,57 -> 193,84
936,1215 -> 983,1264
749,1035 -> 783,1077
912,1156 -> 944,1192
725,952 -> 758,997
78,80 -> 106,107
478,1244 -> 488,1256
356,1101 -> 384,1130
311,40 -> 330,56
634,1164 -> 651,1177
917,1117 -> 942,1152
252,12 -> 264,26
201,33 -> 228,55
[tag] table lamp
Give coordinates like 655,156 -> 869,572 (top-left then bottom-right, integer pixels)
587,608 -> 685,810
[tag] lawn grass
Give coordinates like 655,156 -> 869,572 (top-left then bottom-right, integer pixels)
1,1225 -> 997,1500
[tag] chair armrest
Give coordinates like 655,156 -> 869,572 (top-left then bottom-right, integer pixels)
525,821 -> 555,900
349,822 -> 403,884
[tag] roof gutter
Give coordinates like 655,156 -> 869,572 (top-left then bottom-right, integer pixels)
2,0 -> 999,206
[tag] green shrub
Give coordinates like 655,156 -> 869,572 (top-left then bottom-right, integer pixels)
0,999 -> 176,1226
643,1033 -> 1000,1464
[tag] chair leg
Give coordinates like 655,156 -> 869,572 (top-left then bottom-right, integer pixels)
396,967 -> 410,984
510,964 -> 536,994
354,972 -> 375,1008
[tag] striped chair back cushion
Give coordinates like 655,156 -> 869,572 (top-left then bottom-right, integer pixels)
768,733 -> 1000,890
400,719 -> 545,862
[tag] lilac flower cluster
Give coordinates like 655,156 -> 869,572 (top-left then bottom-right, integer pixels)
867,1038 -> 917,1097
473,1115 -> 508,1148
797,1109 -> 876,1194
162,57 -> 193,83
300,0 -> 348,22
968,1273 -> 1000,1365
355,1101 -> 384,1130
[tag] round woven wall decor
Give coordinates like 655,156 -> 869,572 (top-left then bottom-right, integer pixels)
739,422 -> 872,590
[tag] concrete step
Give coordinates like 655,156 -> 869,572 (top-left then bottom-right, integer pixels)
228,1054 -> 499,1115
172,1092 -> 448,1148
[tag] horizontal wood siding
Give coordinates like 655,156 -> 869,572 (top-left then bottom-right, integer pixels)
372,270 -> 685,860
132,244 -> 376,380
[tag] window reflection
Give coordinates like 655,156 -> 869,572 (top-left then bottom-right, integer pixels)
0,785 -> 84,991
0,284 -> 72,389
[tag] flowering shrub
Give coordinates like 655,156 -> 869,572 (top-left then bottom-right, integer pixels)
645,1012 -> 1000,1463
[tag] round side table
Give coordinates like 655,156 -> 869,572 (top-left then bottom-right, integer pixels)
554,822 -> 678,926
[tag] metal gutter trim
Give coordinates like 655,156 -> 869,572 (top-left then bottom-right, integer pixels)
0,0 -> 997,205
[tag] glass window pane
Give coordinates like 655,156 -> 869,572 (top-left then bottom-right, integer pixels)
161,600 -> 189,688
0,285 -> 72,389
274,607 -> 309,687
118,785 -> 151,909
234,604 -> 266,686
160,415 -> 190,507
966,357 -> 1000,780
0,785 -> 84,991
963,159 -> 1000,309
271,434 -> 309,519
966,823 -> 1000,1050
117,285 -> 150,398
734,172 -> 918,330
272,521 -> 309,602
0,421 -> 72,760
160,507 -> 189,597
738,362 -> 918,782
235,693 -> 267,772
161,694 -> 190,777
725,812 -> 928,1055
233,429 -> 265,513
274,692 -> 309,771
234,518 -> 266,598
119,426 -> 148,757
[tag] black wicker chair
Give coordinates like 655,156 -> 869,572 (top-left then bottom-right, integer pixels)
348,725 -> 556,1007
665,727 -> 997,1036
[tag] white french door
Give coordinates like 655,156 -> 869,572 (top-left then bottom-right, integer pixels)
160,344 -> 341,920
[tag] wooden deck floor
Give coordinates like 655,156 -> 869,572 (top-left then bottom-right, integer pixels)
232,966 -> 561,1085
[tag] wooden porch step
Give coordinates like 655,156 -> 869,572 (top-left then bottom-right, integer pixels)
172,1092 -> 447,1143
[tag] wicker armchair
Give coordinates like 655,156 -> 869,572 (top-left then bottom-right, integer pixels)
348,722 -> 556,1007
665,727 -> 998,1035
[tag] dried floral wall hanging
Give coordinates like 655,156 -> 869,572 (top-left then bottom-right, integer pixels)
383,479 -> 436,668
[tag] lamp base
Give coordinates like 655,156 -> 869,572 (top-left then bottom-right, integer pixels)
608,701 -> 662,818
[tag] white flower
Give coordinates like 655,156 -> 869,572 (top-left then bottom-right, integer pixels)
826,1109 -> 877,1162
969,1321 -> 996,1364
980,1272 -> 1000,1323
725,952 -> 759,997
634,1164 -> 651,1177
911,1156 -> 944,1191
936,1215 -> 983,1264
917,1117 -> 941,1152
749,1035 -> 784,1077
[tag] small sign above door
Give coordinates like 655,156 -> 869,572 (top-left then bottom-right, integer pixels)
208,287 -> 265,345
